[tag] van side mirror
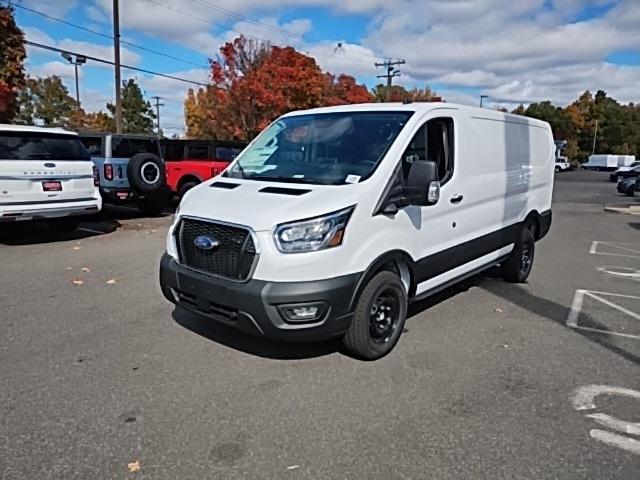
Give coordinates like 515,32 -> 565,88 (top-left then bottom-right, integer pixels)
405,160 -> 440,206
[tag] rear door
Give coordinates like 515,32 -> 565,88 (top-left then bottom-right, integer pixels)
0,131 -> 96,205
109,136 -> 161,188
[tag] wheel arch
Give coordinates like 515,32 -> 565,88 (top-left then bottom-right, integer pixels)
177,174 -> 202,193
524,210 -> 542,240
349,250 -> 417,311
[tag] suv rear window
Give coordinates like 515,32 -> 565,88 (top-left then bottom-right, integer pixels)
112,138 -> 160,158
0,132 -> 90,161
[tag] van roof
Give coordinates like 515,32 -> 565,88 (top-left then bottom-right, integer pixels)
0,124 -> 78,135
283,102 -> 550,128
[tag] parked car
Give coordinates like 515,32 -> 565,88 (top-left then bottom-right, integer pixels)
617,177 -> 638,197
609,162 -> 640,182
79,133 -> 168,215
0,125 -> 101,230
162,139 -> 246,199
160,103 -> 554,360
555,156 -> 571,172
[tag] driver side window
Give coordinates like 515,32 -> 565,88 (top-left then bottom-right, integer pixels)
401,117 -> 454,185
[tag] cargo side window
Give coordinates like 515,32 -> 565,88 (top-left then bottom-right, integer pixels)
401,117 -> 454,185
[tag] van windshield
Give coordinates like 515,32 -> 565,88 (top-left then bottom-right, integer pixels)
0,132 -> 90,161
224,111 -> 413,185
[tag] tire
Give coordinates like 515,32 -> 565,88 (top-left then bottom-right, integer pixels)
501,228 -> 535,283
127,153 -> 165,194
343,271 -> 408,360
626,186 -> 635,197
555,166 -> 560,173
51,217 -> 81,233
178,180 -> 199,199
137,196 -> 166,216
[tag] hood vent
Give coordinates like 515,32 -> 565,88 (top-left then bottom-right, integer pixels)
259,186 -> 311,196
210,181 -> 241,190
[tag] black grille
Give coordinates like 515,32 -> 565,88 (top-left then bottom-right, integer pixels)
177,218 -> 257,280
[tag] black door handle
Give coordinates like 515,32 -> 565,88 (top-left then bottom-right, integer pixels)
450,194 -> 464,204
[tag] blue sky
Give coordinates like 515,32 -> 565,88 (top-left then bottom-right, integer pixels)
11,0 -> 640,135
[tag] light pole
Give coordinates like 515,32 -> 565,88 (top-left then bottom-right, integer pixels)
480,95 -> 489,108
61,52 -> 87,123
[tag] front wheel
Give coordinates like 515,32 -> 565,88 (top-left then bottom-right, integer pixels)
501,228 -> 535,283
555,166 -> 561,173
343,271 -> 407,360
178,181 -> 199,199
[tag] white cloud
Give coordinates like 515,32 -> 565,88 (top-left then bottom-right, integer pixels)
21,0 -> 79,17
28,61 -> 83,82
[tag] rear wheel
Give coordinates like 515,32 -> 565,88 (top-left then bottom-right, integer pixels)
343,271 -> 407,360
501,228 -> 535,283
178,180 -> 199,199
555,166 -> 561,173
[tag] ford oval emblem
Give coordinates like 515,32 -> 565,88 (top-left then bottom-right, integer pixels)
44,163 -> 56,168
194,235 -> 219,251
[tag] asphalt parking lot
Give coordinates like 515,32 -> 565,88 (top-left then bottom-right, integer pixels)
1,171 -> 639,479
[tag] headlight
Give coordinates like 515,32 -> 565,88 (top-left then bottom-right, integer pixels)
274,206 -> 355,253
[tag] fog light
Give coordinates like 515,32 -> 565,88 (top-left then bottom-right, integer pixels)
278,302 -> 328,323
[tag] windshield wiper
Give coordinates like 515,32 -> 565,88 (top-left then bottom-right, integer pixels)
247,175 -> 325,185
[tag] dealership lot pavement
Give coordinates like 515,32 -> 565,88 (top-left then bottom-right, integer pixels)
1,171 -> 639,479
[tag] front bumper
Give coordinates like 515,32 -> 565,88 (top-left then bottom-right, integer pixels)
159,253 -> 360,341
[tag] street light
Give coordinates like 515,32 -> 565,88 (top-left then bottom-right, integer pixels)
480,95 -> 489,108
61,52 -> 87,122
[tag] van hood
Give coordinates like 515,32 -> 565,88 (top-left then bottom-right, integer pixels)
178,178 -> 364,231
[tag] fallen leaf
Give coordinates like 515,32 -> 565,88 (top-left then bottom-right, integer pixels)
493,307 -> 503,313
73,246 -> 81,251
287,465 -> 300,470
81,267 -> 91,272
66,267 -> 73,271
150,229 -> 156,233
106,279 -> 117,285
71,279 -> 84,286
127,460 -> 141,473
501,344 -> 509,349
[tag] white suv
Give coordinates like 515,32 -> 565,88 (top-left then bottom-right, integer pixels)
0,125 -> 102,230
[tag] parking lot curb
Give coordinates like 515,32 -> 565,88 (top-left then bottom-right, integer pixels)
604,202 -> 640,215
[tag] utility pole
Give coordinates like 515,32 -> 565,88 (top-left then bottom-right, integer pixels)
113,0 -> 123,133
375,59 -> 406,102
152,96 -> 164,137
592,119 -> 599,155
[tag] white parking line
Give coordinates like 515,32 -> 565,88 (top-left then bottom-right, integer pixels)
590,241 -> 640,259
567,289 -> 640,341
78,227 -> 105,235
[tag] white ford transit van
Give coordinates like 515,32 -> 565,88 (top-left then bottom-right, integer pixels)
0,125 -> 101,230
160,103 -> 554,359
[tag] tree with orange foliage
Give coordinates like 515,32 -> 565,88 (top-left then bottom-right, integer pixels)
185,36 -> 372,141
0,6 -> 26,122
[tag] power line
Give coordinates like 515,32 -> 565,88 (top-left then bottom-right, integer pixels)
188,0 -> 304,41
144,0 -> 381,66
25,40 -> 210,87
11,2 -> 209,70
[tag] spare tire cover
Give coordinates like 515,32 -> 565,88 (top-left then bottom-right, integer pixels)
127,153 -> 165,193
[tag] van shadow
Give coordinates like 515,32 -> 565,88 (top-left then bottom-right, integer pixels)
172,306 -> 343,360
629,222 -> 640,232
479,278 -> 640,367
0,218 -> 120,246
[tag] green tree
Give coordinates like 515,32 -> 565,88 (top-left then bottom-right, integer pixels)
0,5 -> 26,122
15,76 -> 77,127
107,79 -> 155,134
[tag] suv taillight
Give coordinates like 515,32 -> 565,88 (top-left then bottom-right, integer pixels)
93,166 -> 100,186
104,163 -> 113,181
